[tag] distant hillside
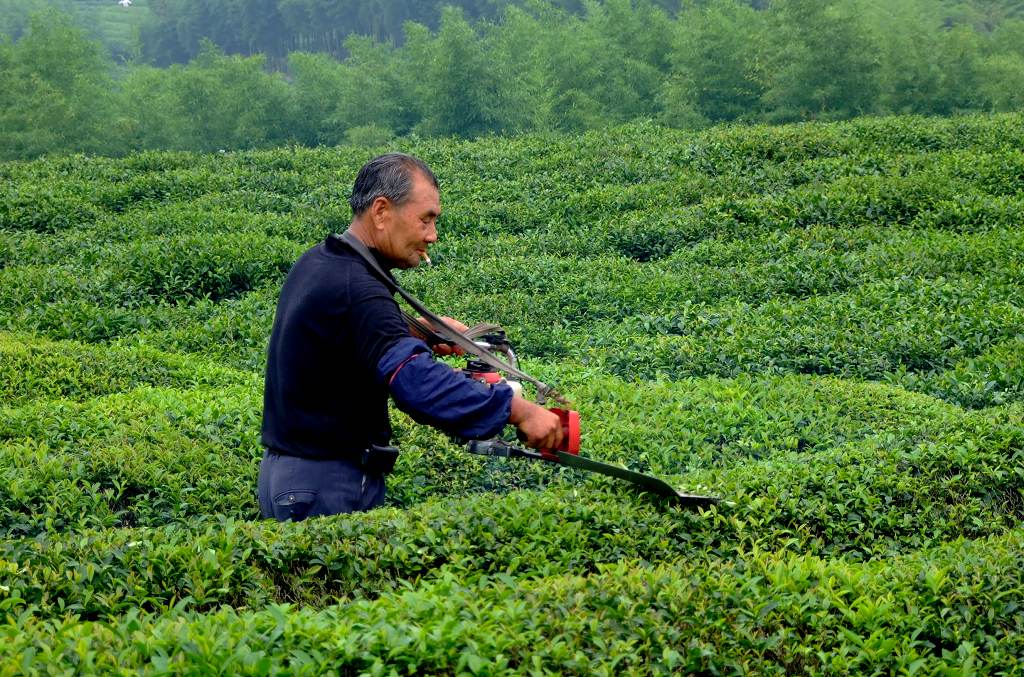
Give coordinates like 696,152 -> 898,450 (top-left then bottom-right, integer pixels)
0,0 -> 150,59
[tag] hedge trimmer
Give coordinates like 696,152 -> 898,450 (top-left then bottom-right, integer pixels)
456,329 -> 718,507
337,231 -> 719,507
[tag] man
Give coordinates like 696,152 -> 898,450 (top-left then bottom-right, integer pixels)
258,153 -> 562,520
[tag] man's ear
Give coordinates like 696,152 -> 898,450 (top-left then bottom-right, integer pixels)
369,195 -> 391,230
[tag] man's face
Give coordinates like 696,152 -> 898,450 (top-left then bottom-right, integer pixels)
378,172 -> 440,269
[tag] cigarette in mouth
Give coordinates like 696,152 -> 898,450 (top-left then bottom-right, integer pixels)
420,251 -> 432,266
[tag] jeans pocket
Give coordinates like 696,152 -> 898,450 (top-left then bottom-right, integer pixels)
272,489 -> 318,522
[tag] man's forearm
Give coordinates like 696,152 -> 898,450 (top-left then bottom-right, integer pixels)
509,393 -> 532,426
378,336 -> 514,439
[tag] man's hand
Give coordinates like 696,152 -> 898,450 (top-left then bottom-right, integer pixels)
411,315 -> 468,356
510,396 -> 564,451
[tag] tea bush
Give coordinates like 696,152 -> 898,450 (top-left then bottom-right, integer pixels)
3,529 -> 1022,674
0,332 -> 245,406
0,112 -> 1022,672
0,402 -> 1020,621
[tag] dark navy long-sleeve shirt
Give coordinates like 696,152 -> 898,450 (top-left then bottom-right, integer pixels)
261,235 -> 512,460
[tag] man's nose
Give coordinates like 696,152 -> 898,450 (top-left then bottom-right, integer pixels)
425,221 -> 438,243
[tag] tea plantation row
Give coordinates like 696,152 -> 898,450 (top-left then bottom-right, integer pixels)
2,408 -> 1022,624
1,113 -> 1022,672
0,330 -> 1006,535
4,529 -> 1023,675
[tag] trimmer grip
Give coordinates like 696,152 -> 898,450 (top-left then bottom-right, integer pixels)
515,407 -> 581,458
548,408 -> 581,455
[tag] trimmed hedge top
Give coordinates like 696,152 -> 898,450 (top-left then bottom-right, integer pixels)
1,113 -> 1022,672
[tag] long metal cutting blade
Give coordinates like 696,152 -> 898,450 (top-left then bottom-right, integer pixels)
552,451 -> 719,507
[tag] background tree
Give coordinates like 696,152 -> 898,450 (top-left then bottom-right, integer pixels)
863,0 -> 946,116
3,0 -> 1024,159
0,10 -> 122,159
585,0 -> 673,122
408,7 -> 502,137
121,65 -> 192,150
287,51 -> 348,146
0,0 -> 67,40
761,0 -> 882,121
951,0 -> 1024,32
933,24 -> 984,113
976,18 -> 1024,111
329,33 -> 411,139
661,0 -> 767,124
122,42 -> 293,152
481,2 -> 570,133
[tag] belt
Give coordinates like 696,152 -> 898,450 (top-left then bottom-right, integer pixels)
267,444 -> 400,475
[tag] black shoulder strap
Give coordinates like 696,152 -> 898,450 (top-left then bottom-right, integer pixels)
333,233 -> 446,345
333,231 -> 564,404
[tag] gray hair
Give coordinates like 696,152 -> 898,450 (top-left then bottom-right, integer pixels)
349,153 -> 438,215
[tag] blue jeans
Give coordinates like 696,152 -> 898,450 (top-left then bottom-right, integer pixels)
258,449 -> 386,521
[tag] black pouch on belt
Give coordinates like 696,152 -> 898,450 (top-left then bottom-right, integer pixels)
360,444 -> 400,475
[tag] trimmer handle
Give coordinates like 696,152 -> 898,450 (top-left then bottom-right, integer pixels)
514,407 -> 580,460
539,407 -> 580,460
